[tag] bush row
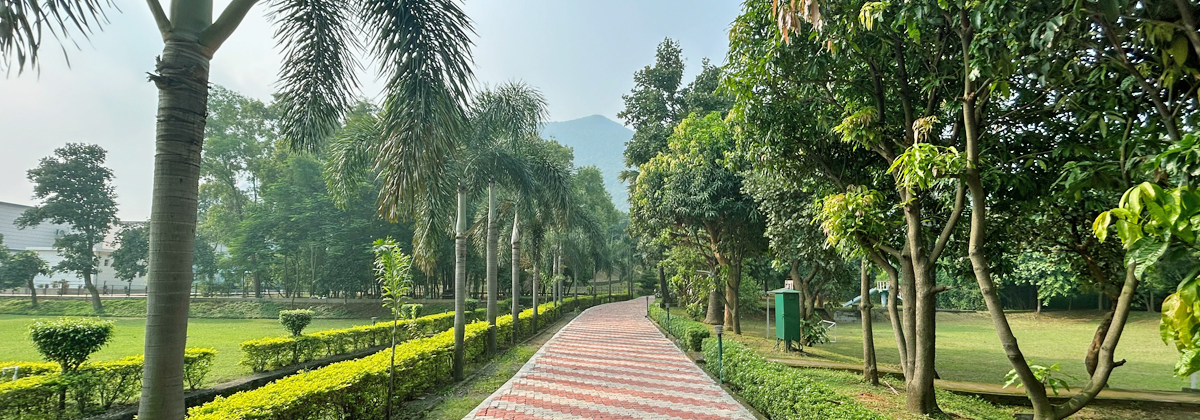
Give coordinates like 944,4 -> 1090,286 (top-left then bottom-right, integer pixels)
240,308 -> 486,372
701,339 -> 884,420
0,348 -> 216,420
648,305 -> 711,351
189,294 -> 629,420
0,361 -> 59,383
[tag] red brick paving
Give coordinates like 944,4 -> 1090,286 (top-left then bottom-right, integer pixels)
465,298 -> 755,420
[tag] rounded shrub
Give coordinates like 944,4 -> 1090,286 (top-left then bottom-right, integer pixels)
279,309 -> 314,336
400,303 -> 423,320
28,318 -> 114,372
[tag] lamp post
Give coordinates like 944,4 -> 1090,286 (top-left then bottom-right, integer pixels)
714,323 -> 724,384
665,301 -> 670,325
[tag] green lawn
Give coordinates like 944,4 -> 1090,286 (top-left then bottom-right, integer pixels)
731,309 -> 1187,391
0,315 -> 367,386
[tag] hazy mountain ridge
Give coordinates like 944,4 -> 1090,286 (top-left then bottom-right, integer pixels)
541,115 -> 632,211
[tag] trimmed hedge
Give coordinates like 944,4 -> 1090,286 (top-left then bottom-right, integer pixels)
240,308 -> 487,372
0,348 -> 216,420
189,294 -> 629,420
701,339 -> 885,420
648,306 -> 710,351
0,361 -> 59,383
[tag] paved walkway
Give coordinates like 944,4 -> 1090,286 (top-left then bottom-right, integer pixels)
464,298 -> 755,420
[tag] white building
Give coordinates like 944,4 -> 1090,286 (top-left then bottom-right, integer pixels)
0,201 -> 146,290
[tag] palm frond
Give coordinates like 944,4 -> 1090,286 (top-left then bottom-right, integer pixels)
323,111 -> 381,209
271,0 -> 361,152
0,0 -> 115,74
361,0 -> 475,220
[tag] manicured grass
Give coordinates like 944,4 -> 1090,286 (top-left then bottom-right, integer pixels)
0,297 -> 449,319
0,315 -> 366,385
719,308 -> 1187,391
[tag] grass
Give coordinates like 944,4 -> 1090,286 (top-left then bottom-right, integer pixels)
730,308 -> 1187,391
0,297 -> 451,319
0,314 -> 367,386
422,346 -> 539,420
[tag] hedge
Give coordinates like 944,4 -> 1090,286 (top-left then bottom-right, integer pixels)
0,361 -> 59,383
240,308 -> 487,372
701,339 -> 885,420
189,294 -> 629,420
648,306 -> 710,351
0,348 -> 216,420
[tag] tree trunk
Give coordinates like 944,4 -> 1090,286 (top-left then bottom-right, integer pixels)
27,277 -> 38,308
705,288 -> 724,324
511,213 -> 521,344
862,245 -> 908,377
485,183 -> 498,355
453,183 -> 467,380
82,270 -> 103,313
1085,311 -> 1115,377
139,38 -> 210,420
903,192 -> 937,414
899,250 -> 917,377
725,260 -> 742,334
861,258 -> 879,385
532,255 -> 539,331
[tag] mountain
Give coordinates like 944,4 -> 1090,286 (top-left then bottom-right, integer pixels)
541,115 -> 633,211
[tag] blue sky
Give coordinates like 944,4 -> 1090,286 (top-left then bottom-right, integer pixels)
0,0 -> 741,220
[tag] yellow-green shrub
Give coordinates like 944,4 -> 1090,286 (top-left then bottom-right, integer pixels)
0,361 -> 59,383
0,348 -> 216,420
190,294 -> 629,420
239,309 -> 482,372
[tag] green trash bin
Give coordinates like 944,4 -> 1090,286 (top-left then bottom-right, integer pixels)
768,288 -> 801,352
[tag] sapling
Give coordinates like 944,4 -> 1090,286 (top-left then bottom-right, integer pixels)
373,238 -> 413,420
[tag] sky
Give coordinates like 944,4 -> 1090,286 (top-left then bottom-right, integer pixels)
0,0 -> 741,221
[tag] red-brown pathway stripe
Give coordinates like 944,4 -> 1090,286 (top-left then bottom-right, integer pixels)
464,298 -> 755,420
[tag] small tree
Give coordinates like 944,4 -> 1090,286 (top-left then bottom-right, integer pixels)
1,251 -> 51,308
278,309 -> 314,336
373,238 -> 413,420
28,318 -> 115,373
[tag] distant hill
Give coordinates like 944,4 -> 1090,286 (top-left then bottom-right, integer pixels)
541,115 -> 632,211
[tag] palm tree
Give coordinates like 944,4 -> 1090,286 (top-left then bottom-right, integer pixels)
4,2 -> 473,418
329,82 -> 559,378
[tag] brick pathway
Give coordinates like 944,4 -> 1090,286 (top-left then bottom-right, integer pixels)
464,298 -> 755,420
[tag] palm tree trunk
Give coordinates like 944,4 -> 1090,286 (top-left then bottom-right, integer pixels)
486,182 -> 498,355
139,38 -> 210,420
453,183 -> 468,380
531,254 -> 539,330
511,213 -> 521,344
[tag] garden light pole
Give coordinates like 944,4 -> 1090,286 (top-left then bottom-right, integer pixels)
715,323 -> 724,384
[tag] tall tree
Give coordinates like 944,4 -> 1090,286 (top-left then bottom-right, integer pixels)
17,143 -> 119,313
111,223 -> 150,285
631,112 -> 765,333
3,1 -> 475,417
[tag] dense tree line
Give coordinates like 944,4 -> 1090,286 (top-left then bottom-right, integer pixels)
623,2 -> 1199,418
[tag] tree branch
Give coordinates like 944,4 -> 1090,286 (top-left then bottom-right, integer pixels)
198,0 -> 260,56
146,0 -> 172,38
878,242 -> 902,259
929,180 -> 966,262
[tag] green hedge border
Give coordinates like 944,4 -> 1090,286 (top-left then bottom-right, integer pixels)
239,308 -> 488,372
700,339 -> 885,420
647,306 -> 710,351
0,348 -> 216,420
189,294 -> 629,420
